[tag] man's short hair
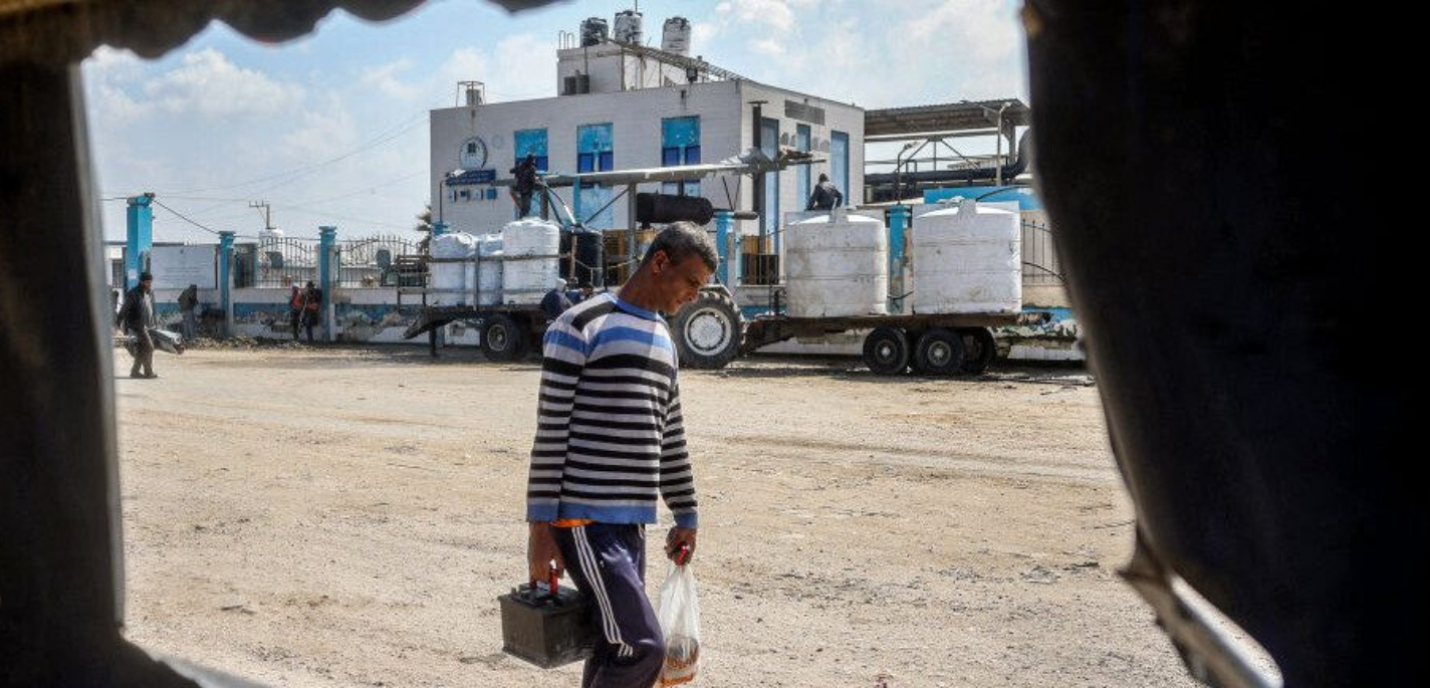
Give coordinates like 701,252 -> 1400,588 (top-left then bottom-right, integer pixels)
818,173 -> 829,182
642,221 -> 718,272
139,272 -> 153,282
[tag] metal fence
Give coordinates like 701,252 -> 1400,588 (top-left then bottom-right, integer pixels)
1022,219 -> 1064,286
253,237 -> 318,288
337,234 -> 425,288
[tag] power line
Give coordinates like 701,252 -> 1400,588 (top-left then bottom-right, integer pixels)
150,199 -> 223,236
156,108 -> 430,197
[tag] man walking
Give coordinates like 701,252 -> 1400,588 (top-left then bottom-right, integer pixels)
525,222 -> 715,688
116,272 -> 158,379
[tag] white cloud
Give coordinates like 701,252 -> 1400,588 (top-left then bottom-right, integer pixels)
361,59 -> 420,101
437,47 -> 492,101
142,48 -> 304,118
749,37 -> 786,56
280,93 -> 357,162
723,0 -> 797,32
82,47 -> 155,126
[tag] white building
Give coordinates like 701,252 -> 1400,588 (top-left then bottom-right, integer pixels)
429,17 -> 864,250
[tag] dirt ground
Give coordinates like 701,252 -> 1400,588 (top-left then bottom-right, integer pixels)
113,345 -> 1202,687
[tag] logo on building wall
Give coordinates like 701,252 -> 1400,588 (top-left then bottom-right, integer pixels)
460,136 -> 488,169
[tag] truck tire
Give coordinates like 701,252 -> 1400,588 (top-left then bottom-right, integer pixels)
671,290 -> 741,369
863,327 -> 910,375
482,313 -> 527,361
959,327 -> 997,374
913,328 -> 965,376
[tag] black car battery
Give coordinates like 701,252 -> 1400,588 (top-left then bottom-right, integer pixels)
498,570 -> 596,668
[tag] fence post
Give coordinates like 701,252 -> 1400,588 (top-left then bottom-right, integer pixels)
219,231 -> 235,338
125,194 -> 153,290
888,205 -> 910,314
319,226 -> 336,343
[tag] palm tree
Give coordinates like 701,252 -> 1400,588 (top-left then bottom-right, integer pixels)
414,204 -> 433,254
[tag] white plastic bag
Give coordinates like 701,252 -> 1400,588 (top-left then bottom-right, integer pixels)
656,560 -> 701,686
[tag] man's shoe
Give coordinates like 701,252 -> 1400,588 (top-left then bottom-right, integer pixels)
144,372 -> 159,379
129,372 -> 143,379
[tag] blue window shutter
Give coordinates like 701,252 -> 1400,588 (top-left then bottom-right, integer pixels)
578,153 -> 595,173
599,151 -> 614,171
662,147 -> 680,166
685,145 -> 700,165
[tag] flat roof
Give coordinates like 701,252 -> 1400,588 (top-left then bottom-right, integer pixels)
864,99 -> 1030,138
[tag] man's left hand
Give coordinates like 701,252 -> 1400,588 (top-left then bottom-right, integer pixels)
666,526 -> 697,564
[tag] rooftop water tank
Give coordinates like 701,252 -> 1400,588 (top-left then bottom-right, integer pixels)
662,17 -> 691,55
614,9 -> 643,45
501,218 -> 561,306
785,208 -> 888,318
911,200 -> 1021,314
580,17 -> 608,47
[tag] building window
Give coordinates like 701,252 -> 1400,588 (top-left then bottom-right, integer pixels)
761,117 -> 780,235
796,124 -> 812,209
514,128 -> 549,172
577,123 -> 614,173
661,116 -> 701,197
831,130 -> 849,206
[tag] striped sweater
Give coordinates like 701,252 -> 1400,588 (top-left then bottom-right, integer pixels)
526,293 -> 698,528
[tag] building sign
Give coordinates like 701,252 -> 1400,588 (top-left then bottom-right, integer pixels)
149,245 -> 217,289
447,169 -> 496,185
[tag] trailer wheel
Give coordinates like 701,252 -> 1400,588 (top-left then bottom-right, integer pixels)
960,327 -> 997,374
914,328 -> 965,376
482,314 -> 527,361
671,290 -> 742,369
863,327 -> 910,375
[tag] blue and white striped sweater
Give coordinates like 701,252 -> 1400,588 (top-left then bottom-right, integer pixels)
526,293 -> 698,528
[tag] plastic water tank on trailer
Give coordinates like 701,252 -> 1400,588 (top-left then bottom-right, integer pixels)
475,233 -> 504,306
911,200 -> 1021,314
785,208 -> 888,318
501,218 -> 561,306
429,232 -> 477,306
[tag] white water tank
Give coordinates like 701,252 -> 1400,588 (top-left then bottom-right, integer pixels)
614,9 -> 643,44
785,209 -> 888,318
662,17 -> 691,54
911,200 -> 1022,314
475,233 -> 504,306
430,232 -> 478,305
501,218 -> 561,305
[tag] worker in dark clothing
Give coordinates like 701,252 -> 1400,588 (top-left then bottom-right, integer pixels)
510,153 -> 539,217
116,272 -> 158,379
301,281 -> 322,343
806,172 -> 844,210
541,281 -> 574,320
289,284 -> 304,341
177,283 -> 199,341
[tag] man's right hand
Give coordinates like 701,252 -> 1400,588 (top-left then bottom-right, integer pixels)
527,522 -> 566,583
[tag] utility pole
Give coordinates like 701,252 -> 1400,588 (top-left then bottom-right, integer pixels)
249,200 -> 273,231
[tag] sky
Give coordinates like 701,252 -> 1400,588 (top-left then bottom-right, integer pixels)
82,0 -> 1029,243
